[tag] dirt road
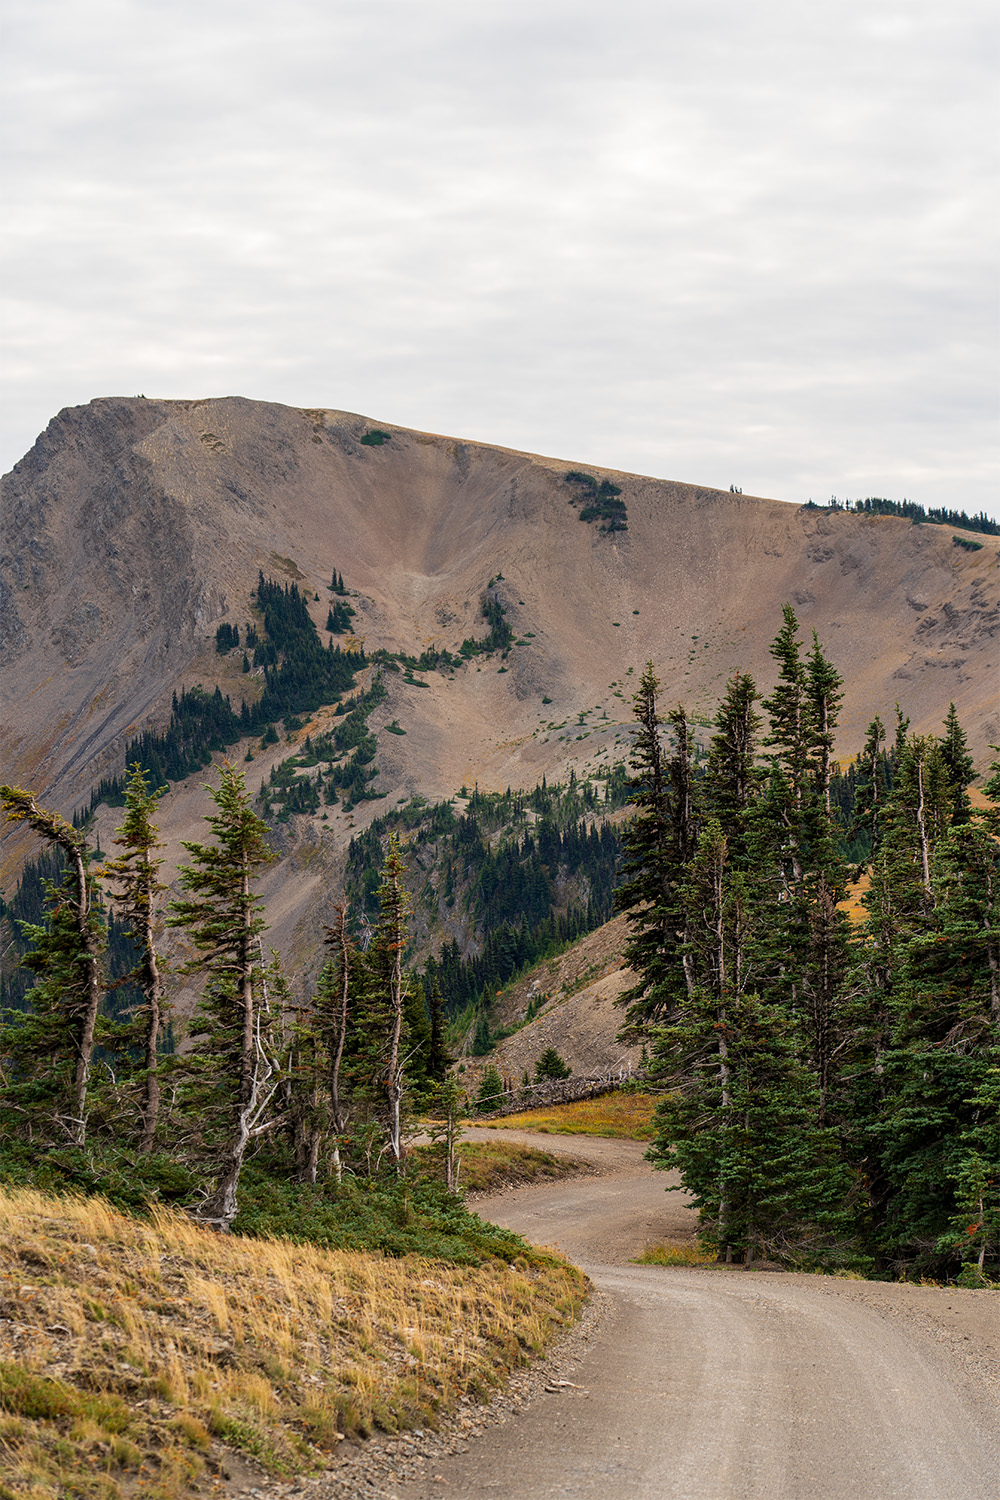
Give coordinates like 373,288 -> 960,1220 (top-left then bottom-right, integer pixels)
397,1130 -> 1000,1500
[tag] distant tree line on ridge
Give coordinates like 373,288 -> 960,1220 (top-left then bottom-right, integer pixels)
802,495 -> 999,536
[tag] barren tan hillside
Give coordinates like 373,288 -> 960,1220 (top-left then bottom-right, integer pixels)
2,395 -> 997,976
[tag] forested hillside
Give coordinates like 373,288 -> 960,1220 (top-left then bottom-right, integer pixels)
345,771 -> 628,1013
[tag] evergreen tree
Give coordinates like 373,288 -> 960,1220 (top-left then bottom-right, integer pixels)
648,979 -> 852,1265
271,954 -> 330,1185
318,901 -> 355,1164
854,715 -> 888,859
761,605 -> 810,825
426,1074 -> 465,1190
476,1063 -> 506,1111
939,702 -> 976,825
101,765 -> 168,1152
364,835 -> 410,1164
402,979 -> 433,1097
881,735 -> 952,917
535,1047 -> 571,1081
167,764 -> 277,1226
703,672 -> 762,854
615,667 -> 699,1033
646,817 -> 750,1258
805,632 -> 844,812
426,980 -> 452,1083
872,796 -> 1000,1275
0,787 -> 105,1146
757,613 -> 853,1122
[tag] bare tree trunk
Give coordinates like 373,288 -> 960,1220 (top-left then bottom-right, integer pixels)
138,879 -> 164,1153
199,958 -> 279,1228
69,844 -> 102,1147
916,757 -> 932,898
385,882 -> 406,1165
306,1130 -> 321,1186
239,865 -> 255,1109
329,902 -> 351,1136
710,836 -> 734,1262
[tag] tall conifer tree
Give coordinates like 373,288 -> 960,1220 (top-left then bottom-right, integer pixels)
615,667 -> 699,1033
167,764 -> 277,1225
102,764 -> 168,1152
0,787 -> 105,1146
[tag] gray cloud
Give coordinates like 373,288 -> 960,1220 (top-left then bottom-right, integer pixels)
2,0 -> 995,514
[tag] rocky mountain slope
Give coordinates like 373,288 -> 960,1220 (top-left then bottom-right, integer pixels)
2,395 -> 997,979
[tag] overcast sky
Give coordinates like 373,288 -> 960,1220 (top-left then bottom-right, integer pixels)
2,0 -> 996,515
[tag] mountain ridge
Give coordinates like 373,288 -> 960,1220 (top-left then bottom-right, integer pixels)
2,394 -> 997,982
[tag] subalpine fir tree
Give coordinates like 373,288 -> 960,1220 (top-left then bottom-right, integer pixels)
761,605 -> 811,832
615,666 -> 699,1033
426,979 -> 453,1084
879,735 -> 952,919
871,768 -> 1000,1276
268,954 -> 330,1186
645,813 -> 851,1264
101,764 -> 169,1153
805,631 -> 844,812
535,1046 -> 571,1081
403,979 -> 434,1099
167,763 -> 277,1225
319,901 -> 354,1153
648,981 -> 851,1264
0,787 -> 105,1146
645,817 -> 744,1258
939,702 -> 976,826
616,665 -> 672,1029
476,1063 -> 506,1112
757,613 -> 853,1120
703,672 -> 762,856
357,834 -> 410,1164
853,715 -> 889,860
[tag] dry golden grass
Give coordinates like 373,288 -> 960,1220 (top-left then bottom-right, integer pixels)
0,1186 -> 584,1500
841,871 -> 871,927
481,1091 -> 657,1140
413,1140 -> 586,1194
633,1240 -> 717,1267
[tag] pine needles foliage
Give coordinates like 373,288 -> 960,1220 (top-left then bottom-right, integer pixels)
616,612 -> 998,1281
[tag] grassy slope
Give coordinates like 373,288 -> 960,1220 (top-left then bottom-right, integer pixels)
0,1185 -> 584,1500
478,1091 -> 657,1140
424,1140 -> 588,1194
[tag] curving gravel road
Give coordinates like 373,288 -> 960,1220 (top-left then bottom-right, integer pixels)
395,1129 -> 1000,1500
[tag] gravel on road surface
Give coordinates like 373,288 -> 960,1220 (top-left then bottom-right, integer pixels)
240,1130 -> 999,1500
